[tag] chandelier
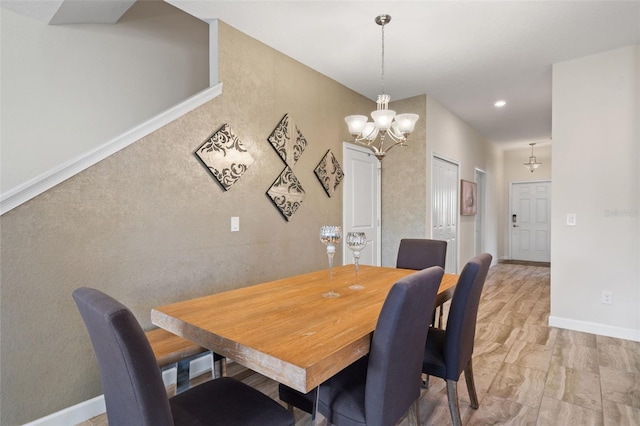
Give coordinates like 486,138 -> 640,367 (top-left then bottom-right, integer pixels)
345,14 -> 419,161
523,143 -> 542,172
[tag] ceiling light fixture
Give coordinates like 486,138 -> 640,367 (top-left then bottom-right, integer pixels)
345,14 -> 419,161
494,100 -> 506,107
523,143 -> 542,172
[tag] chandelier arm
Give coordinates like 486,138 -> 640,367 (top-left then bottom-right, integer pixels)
379,140 -> 404,157
354,139 -> 383,155
386,128 -> 407,142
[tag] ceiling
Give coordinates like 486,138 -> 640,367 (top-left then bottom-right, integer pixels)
1,0 -> 136,24
5,0 -> 639,148
166,0 -> 640,148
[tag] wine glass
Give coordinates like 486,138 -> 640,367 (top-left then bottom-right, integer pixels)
346,232 -> 367,290
319,225 -> 342,298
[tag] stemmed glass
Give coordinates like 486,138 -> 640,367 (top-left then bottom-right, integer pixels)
319,225 -> 342,298
346,232 -> 367,290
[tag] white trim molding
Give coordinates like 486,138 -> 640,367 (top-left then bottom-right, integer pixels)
24,367 -> 177,426
549,316 -> 640,342
1,19 -> 222,216
0,84 -> 222,215
23,395 -> 106,426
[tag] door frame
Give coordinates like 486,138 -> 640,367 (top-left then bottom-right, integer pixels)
474,168 -> 487,256
342,142 -> 381,266
508,179 -> 552,261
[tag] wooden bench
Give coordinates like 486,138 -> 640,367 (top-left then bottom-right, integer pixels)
145,328 -> 226,377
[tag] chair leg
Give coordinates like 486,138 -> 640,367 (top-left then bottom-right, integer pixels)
445,379 -> 462,426
407,399 -> 420,426
464,359 -> 479,409
421,373 -> 430,389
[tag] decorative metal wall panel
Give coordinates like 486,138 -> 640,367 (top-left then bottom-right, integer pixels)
195,124 -> 254,191
266,166 -> 305,221
268,114 -> 307,166
314,150 -> 344,197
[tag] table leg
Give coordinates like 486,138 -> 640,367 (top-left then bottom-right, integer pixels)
312,386 -> 326,425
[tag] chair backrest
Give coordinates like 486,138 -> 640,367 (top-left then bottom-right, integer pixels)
365,266 -> 444,426
73,287 -> 174,426
396,238 -> 447,271
443,253 -> 492,380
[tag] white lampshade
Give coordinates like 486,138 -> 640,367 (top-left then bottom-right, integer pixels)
371,109 -> 396,130
361,122 -> 378,141
524,161 -> 541,172
395,113 -> 419,134
345,115 -> 368,136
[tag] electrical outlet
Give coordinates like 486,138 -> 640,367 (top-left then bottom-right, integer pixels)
602,291 -> 613,305
231,216 -> 239,232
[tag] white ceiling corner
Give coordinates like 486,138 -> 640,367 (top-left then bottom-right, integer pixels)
1,0 -> 136,24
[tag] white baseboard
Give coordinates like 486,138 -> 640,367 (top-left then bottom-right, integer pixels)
189,353 -> 213,379
23,367 -> 178,426
23,395 -> 105,426
163,366 -> 178,388
549,316 -> 640,342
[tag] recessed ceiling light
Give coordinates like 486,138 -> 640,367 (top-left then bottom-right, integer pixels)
494,100 -> 506,107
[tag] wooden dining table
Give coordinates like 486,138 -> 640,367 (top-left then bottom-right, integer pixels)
151,264 -> 458,394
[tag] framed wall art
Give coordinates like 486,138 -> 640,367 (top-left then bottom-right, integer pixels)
314,150 -> 344,197
195,123 -> 254,191
266,166 -> 305,221
460,179 -> 477,216
267,113 -> 308,166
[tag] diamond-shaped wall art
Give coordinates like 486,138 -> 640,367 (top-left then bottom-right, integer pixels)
314,149 -> 344,198
266,166 -> 305,221
267,114 -> 308,166
195,123 -> 254,191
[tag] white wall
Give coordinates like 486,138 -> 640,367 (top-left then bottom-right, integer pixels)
0,1 -> 209,193
551,45 -> 640,341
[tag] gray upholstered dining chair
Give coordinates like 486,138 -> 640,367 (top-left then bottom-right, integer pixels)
396,238 -> 447,271
421,253 -> 492,426
396,238 -> 448,326
279,266 -> 444,425
73,287 -> 294,426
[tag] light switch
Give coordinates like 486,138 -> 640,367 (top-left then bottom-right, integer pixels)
231,216 -> 240,232
566,213 -> 576,226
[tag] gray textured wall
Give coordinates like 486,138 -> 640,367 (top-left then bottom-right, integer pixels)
381,95 -> 429,266
0,19 -> 373,425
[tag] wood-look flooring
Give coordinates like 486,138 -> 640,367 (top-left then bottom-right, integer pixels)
80,262 -> 640,425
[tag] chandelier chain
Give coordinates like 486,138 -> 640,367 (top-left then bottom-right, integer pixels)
381,20 -> 385,95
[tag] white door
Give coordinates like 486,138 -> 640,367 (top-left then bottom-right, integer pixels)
431,156 -> 458,273
510,181 -> 551,262
474,169 -> 486,256
343,143 -> 381,266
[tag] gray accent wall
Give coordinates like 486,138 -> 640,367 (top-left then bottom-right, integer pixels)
0,17 -> 373,425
